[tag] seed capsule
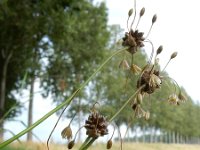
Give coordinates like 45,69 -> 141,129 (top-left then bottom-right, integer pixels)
140,7 -> 145,17
106,139 -> 112,149
128,8 -> 133,17
156,45 -> 163,55
152,14 -> 157,23
170,52 -> 178,59
68,140 -> 75,149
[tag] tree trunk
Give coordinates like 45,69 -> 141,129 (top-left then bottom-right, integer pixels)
27,76 -> 35,141
142,126 -> 145,143
150,128 -> 153,143
172,131 -> 175,143
176,132 -> 179,144
0,51 -> 13,140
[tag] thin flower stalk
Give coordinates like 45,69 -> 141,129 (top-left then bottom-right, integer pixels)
0,48 -> 127,148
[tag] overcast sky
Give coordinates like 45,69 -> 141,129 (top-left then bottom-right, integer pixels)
5,0 -> 200,143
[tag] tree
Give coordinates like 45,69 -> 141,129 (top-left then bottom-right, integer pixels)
40,0 -> 110,128
0,0 -> 38,139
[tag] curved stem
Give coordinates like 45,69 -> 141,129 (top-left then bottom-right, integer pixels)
0,48 -> 127,148
47,105 -> 68,150
130,0 -> 137,29
144,39 -> 154,64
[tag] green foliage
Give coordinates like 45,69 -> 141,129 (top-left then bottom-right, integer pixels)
40,0 -> 110,116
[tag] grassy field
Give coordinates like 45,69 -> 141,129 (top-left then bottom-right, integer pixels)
2,142 -> 200,150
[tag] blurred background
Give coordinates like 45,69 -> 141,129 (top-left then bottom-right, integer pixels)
1,0 -> 200,149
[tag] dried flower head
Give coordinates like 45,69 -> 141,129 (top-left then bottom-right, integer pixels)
168,93 -> 179,105
119,59 -> 130,70
130,64 -> 141,75
132,104 -> 145,118
122,30 -> 145,54
178,92 -> 187,102
106,139 -> 112,149
144,111 -> 150,120
85,111 -> 108,138
137,69 -> 162,94
61,125 -> 72,140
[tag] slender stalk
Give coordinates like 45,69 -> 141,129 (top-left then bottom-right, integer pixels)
81,137 -> 97,150
79,136 -> 92,150
0,48 -> 126,148
109,85 -> 144,122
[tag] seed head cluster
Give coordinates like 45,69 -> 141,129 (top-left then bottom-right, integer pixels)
84,110 -> 108,138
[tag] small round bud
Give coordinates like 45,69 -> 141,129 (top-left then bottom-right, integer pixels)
152,14 -> 157,24
140,7 -> 145,17
128,8 -> 133,17
68,140 -> 75,149
136,93 -> 143,104
156,45 -> 163,55
170,52 -> 178,59
106,139 -> 112,149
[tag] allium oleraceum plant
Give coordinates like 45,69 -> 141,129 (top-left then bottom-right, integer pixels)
56,1 -> 186,150
0,0 -> 186,150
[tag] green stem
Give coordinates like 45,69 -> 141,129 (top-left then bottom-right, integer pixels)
81,137 -> 97,150
109,85 -> 144,122
79,136 -> 92,150
0,48 -> 126,148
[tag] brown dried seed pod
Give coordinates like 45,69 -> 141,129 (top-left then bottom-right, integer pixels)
128,8 -> 133,17
106,139 -> 112,149
61,125 -> 72,140
140,7 -> 145,17
170,52 -> 178,59
68,140 -> 75,149
152,14 -> 157,23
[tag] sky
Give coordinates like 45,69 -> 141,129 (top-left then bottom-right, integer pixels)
4,0 -> 200,144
